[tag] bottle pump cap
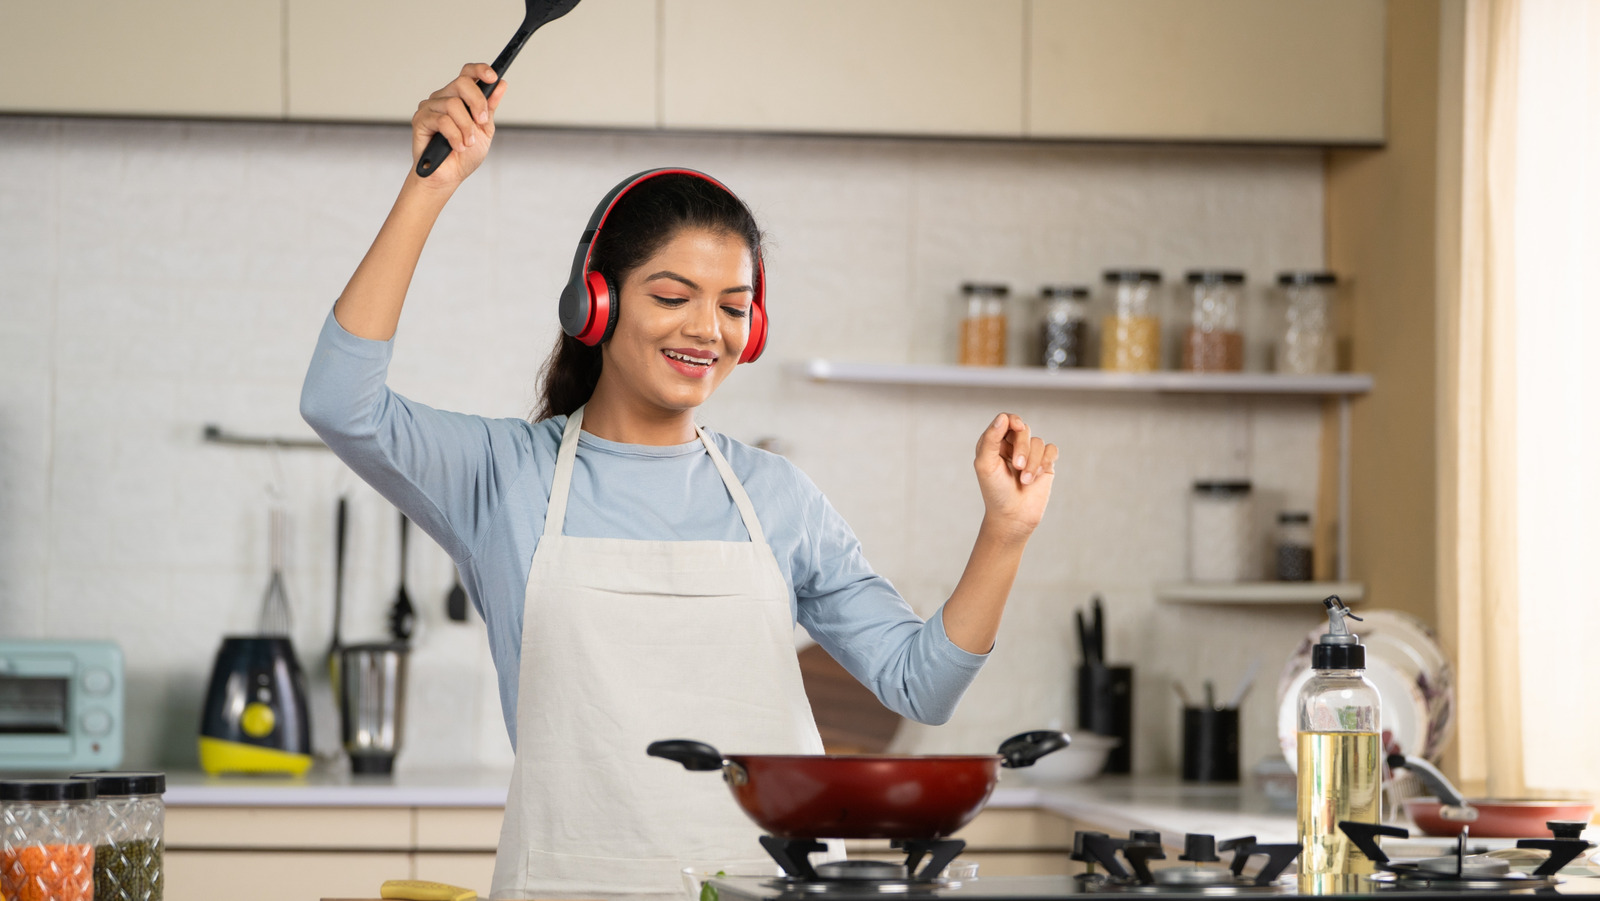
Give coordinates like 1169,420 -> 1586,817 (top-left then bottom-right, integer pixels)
1311,595 -> 1365,670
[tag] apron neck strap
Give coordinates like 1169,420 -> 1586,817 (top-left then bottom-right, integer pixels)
545,405 -> 769,546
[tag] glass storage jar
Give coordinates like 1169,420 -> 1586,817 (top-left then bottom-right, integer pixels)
1182,270 -> 1247,372
958,282 -> 1009,366
1099,269 -> 1163,372
1039,284 -> 1090,369
1276,271 -> 1339,375
72,772 -> 164,901
1274,511 -> 1314,582
1188,480 -> 1256,582
0,777 -> 98,901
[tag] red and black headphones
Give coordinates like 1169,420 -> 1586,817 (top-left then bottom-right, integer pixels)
557,167 -> 768,364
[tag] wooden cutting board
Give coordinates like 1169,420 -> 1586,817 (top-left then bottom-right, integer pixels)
797,642 -> 902,754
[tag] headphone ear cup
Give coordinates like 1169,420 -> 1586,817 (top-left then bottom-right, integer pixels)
739,299 -> 767,364
573,270 -> 615,346
598,273 -> 620,343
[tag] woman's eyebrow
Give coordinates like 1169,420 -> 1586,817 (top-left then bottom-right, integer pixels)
644,270 -> 752,296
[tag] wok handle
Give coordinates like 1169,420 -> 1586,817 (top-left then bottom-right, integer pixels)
647,739 -> 725,771
1388,753 -> 1478,818
998,730 -> 1070,768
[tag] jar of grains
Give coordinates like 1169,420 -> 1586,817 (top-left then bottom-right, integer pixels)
0,778 -> 98,901
1188,480 -> 1256,582
1274,511 -> 1315,582
958,282 -> 1009,366
1276,271 -> 1339,375
72,772 -> 165,901
1182,270 -> 1247,372
1039,284 -> 1091,369
1099,269 -> 1163,372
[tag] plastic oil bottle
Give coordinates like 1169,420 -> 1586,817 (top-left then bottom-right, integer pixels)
1296,596 -> 1381,893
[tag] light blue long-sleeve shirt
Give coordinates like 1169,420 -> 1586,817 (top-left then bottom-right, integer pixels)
300,310 -> 987,743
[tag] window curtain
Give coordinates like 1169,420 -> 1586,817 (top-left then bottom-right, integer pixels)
1441,0 -> 1600,796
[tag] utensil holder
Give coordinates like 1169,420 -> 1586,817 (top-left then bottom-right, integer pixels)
1181,706 -> 1239,782
1076,664 -> 1133,774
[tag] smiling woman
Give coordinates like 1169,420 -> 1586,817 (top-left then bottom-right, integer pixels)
299,62 -> 1058,901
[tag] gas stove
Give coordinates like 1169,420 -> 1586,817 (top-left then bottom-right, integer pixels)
706,823 -> 1600,901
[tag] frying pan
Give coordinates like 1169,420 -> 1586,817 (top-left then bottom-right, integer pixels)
415,0 -> 583,177
648,730 -> 1068,840
1390,754 -> 1595,838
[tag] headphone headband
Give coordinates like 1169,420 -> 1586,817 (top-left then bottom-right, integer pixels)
558,168 -> 768,363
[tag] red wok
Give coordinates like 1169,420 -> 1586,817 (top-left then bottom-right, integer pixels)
647,730 -> 1068,840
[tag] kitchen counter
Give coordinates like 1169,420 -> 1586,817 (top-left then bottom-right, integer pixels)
164,766 -> 1295,842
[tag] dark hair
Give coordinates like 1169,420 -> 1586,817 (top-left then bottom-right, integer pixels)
534,173 -> 764,421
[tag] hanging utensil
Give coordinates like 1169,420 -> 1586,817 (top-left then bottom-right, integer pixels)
389,512 -> 416,643
258,506 -> 292,636
326,496 -> 348,688
445,570 -> 469,623
415,0 -> 584,177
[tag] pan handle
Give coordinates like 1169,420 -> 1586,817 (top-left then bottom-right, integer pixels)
1388,753 -> 1479,821
647,739 -> 726,771
998,730 -> 1070,768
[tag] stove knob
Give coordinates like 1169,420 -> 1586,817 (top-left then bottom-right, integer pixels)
1130,830 -> 1162,846
1071,831 -> 1105,861
1180,834 -> 1219,863
1549,821 -> 1588,840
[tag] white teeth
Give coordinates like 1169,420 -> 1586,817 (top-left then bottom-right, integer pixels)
664,350 -> 712,365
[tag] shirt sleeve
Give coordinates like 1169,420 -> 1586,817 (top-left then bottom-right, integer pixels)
298,307 -> 538,562
789,468 -> 989,726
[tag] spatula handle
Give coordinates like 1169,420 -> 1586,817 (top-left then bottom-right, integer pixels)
414,28 -> 534,178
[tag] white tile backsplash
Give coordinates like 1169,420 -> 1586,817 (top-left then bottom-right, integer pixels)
0,115 -> 1330,775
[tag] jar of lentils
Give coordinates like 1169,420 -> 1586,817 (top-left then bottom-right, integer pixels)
0,777 -> 98,901
1039,284 -> 1090,369
1099,269 -> 1163,372
1182,270 -> 1247,372
72,772 -> 165,901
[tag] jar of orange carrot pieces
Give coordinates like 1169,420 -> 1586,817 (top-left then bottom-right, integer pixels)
0,778 -> 98,901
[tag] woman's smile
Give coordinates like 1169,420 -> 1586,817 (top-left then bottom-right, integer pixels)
661,346 -> 718,377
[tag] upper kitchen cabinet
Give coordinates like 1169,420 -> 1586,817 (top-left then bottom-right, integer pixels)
0,0 -> 282,119
661,0 -> 1026,137
1028,0 -> 1386,144
286,0 -> 656,128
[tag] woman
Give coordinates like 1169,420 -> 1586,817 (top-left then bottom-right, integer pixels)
301,65 -> 1060,901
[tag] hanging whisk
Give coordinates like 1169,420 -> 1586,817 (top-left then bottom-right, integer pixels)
258,506 -> 293,636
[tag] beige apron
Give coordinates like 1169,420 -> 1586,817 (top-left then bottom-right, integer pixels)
491,406 -> 827,901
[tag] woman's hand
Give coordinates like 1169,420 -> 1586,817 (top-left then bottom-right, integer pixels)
409,63 -> 507,190
973,413 -> 1059,539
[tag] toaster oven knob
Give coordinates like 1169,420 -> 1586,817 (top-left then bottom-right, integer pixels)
81,709 -> 113,736
83,667 -> 114,696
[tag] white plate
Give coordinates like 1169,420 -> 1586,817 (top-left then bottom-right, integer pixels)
1277,610 -> 1455,768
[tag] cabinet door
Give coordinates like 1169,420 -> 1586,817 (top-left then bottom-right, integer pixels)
1028,0 -> 1385,144
165,806 -> 412,849
662,0 -> 1025,137
0,0 -> 282,118
287,0 -> 656,127
167,849 -> 408,901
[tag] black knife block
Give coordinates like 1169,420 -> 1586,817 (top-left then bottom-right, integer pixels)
1076,664 -> 1133,773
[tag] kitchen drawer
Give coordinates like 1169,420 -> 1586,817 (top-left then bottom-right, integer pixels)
415,807 -> 504,850
165,805 -> 411,850
959,851 -> 1074,877
414,851 -> 498,894
952,808 -> 1072,849
167,849 -> 407,901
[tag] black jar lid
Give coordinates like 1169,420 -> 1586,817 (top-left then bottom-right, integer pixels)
1278,511 -> 1312,524
960,281 -> 1010,296
70,771 -> 166,796
1192,480 -> 1252,495
1277,271 -> 1338,286
1312,642 -> 1366,670
1103,268 -> 1162,283
1186,269 -> 1246,284
0,777 -> 98,802
1041,284 -> 1090,298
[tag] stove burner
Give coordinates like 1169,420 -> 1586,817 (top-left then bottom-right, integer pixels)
1338,819 -> 1596,890
759,835 -> 967,885
1071,830 -> 1301,893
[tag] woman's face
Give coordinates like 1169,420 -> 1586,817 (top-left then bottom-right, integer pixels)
600,227 -> 755,417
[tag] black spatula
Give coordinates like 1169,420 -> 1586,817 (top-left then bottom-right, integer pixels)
415,0 -> 584,178
389,512 -> 416,643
